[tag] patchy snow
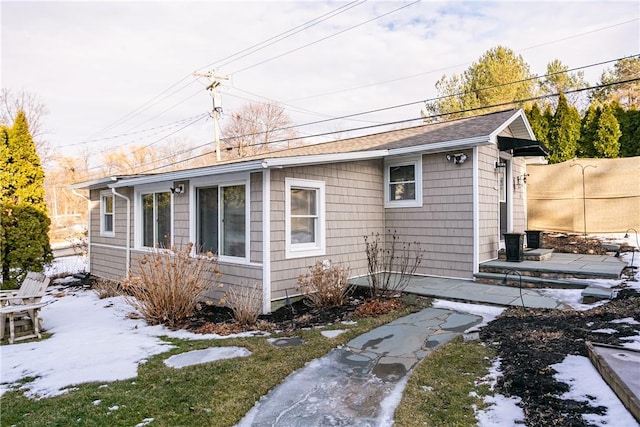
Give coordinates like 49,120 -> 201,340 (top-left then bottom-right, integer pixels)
552,355 -> 639,427
164,347 -> 251,369
538,288 -> 610,311
592,328 -> 619,334
475,358 -> 526,427
0,286 -> 261,399
320,329 -> 347,339
611,317 -> 640,325
44,255 -> 88,278
432,299 -> 505,332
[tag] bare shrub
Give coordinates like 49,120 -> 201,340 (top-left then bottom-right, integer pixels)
122,243 -> 221,328
364,230 -> 424,298
296,260 -> 352,308
93,278 -> 122,299
221,282 -> 263,327
354,297 -> 403,317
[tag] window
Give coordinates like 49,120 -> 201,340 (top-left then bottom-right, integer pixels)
385,158 -> 422,207
285,178 -> 325,258
196,183 -> 247,259
100,192 -> 115,236
141,191 -> 172,248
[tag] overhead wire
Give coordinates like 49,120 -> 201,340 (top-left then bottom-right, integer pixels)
129,76 -> 640,175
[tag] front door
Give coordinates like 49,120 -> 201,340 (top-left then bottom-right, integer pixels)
499,159 -> 509,242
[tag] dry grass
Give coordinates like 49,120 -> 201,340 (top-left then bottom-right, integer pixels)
221,282 -> 263,327
122,243 -> 221,328
354,297 -> 403,317
92,278 -> 122,299
296,260 -> 351,308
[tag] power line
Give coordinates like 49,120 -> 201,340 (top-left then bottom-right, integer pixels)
131,77 -> 640,175
229,1 -> 420,75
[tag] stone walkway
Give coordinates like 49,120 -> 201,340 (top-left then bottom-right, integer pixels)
237,308 -> 482,426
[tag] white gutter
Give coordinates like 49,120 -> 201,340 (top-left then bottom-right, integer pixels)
111,188 -> 131,277
472,146 -> 479,276
261,150 -> 389,168
389,135 -> 492,156
110,161 -> 265,188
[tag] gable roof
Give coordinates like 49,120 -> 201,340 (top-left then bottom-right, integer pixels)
73,109 -> 539,189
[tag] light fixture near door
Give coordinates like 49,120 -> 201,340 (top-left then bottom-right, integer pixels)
445,153 -> 468,165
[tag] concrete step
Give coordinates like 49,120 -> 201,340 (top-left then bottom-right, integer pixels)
474,272 -> 592,289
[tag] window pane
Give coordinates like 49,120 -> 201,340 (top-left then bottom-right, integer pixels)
390,182 -> 416,201
197,187 -> 219,254
222,185 -> 245,257
142,194 -> 154,247
291,217 -> 315,244
104,214 -> 113,233
156,192 -> 171,248
291,188 -> 316,215
104,196 -> 113,214
389,165 -> 415,183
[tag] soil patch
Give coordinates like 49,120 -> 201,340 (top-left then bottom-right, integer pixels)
481,289 -> 640,426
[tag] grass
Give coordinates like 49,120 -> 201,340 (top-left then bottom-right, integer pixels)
394,337 -> 495,426
0,308 -> 416,427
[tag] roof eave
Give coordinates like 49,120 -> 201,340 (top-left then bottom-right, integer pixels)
388,135 -> 492,157
261,150 -> 389,168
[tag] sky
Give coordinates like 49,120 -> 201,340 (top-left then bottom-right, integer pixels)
1,1 -> 639,172
1,246 -> 639,425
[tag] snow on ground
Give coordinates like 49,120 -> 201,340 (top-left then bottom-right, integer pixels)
163,347 -> 251,369
0,286 -> 260,399
552,355 -> 639,427
431,299 -> 505,332
474,358 -> 526,427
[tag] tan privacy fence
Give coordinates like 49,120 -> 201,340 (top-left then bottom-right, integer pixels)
527,157 -> 640,233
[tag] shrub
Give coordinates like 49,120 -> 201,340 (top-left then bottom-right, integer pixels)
296,260 -> 351,308
93,278 -> 122,299
221,282 -> 263,327
122,243 -> 220,328
364,229 -> 424,298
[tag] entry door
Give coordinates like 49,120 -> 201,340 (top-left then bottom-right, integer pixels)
499,159 -> 508,240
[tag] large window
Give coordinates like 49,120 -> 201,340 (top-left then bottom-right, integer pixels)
285,178 -> 325,258
141,191 -> 171,248
385,158 -> 422,207
196,184 -> 247,259
100,191 -> 114,236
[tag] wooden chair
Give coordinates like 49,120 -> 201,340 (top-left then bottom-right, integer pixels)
0,272 -> 51,344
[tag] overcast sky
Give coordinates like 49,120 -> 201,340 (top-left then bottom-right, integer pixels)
2,1 -> 639,169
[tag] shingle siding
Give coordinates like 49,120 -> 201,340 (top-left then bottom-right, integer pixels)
268,160 -> 385,300
386,151 -> 474,279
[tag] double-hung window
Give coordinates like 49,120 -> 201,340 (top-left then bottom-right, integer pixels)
385,157 -> 422,207
141,191 -> 172,248
285,178 -> 325,258
196,183 -> 247,259
100,191 -> 115,236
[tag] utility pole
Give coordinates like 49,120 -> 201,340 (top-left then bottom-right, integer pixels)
194,70 -> 228,162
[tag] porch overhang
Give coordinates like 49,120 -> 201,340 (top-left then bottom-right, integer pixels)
497,136 -> 549,157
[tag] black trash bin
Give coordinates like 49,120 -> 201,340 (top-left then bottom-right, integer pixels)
525,230 -> 543,249
504,233 -> 524,262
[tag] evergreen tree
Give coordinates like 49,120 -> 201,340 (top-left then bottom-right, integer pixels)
525,103 -> 550,146
1,111 -> 52,288
547,93 -> 581,163
613,103 -> 640,157
424,46 -> 536,119
578,103 -> 600,157
593,103 -> 621,158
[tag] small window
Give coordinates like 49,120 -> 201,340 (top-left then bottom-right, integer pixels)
285,178 -> 325,258
385,158 -> 422,207
100,192 -> 115,236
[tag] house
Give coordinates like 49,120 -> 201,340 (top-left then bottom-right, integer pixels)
72,109 -> 548,313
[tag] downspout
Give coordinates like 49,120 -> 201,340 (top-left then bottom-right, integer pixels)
262,168 -> 271,314
111,188 -> 131,277
71,189 -> 92,273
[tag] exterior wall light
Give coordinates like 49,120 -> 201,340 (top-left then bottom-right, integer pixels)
446,153 -> 468,165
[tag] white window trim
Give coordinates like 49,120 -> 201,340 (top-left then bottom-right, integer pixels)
189,174 -> 251,264
134,183 -> 174,250
100,190 -> 115,237
285,177 -> 326,259
384,156 -> 423,208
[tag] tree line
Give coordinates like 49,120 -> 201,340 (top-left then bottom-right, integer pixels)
425,48 -> 639,163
